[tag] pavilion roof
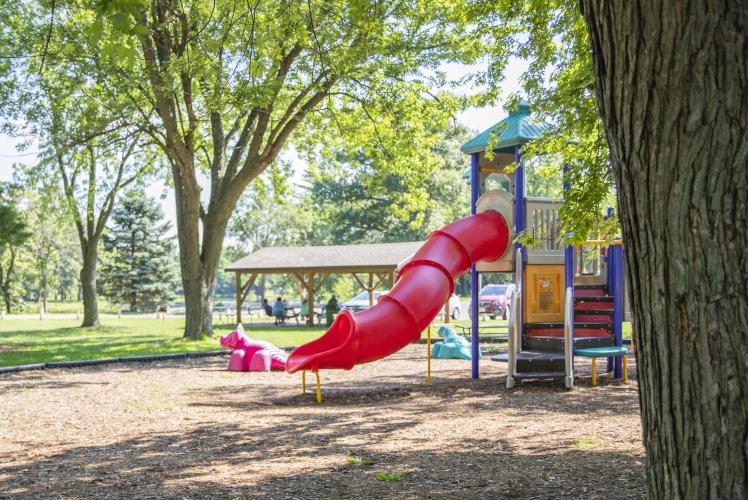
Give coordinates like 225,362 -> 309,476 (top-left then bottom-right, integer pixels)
225,241 -> 425,275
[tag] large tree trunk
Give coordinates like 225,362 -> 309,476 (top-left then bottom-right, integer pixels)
80,245 -> 100,327
40,256 -> 48,313
179,229 -> 225,338
580,1 -> 748,497
174,166 -> 231,339
0,249 -> 17,314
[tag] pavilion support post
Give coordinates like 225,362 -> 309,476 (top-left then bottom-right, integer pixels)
293,272 -> 329,326
235,272 -> 242,323
307,272 -> 315,327
388,270 -> 395,288
235,273 -> 258,324
368,273 -> 374,306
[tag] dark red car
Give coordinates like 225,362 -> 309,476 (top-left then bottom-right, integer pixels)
470,284 -> 516,320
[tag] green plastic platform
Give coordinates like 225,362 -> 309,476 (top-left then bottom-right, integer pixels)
575,346 -> 629,358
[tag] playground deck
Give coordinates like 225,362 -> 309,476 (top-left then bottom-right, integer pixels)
0,345 -> 645,498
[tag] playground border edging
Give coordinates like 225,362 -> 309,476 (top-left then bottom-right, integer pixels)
0,350 -> 232,374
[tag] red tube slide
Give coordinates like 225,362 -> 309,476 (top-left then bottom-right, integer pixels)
285,211 -> 510,374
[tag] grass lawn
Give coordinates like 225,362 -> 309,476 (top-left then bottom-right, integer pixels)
0,318 -> 325,368
0,315 -> 634,368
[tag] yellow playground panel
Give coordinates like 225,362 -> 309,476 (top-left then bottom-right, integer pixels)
524,264 -> 565,324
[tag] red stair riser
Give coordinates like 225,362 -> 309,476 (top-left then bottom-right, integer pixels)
574,288 -> 606,297
525,328 -> 612,338
575,314 -> 613,324
575,301 -> 612,310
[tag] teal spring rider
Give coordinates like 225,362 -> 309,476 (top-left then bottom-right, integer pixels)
431,326 -> 482,360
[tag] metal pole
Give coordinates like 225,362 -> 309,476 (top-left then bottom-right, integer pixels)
612,242 -> 624,378
563,165 -> 575,368
470,152 -> 480,379
514,145 -> 525,344
427,324 -> 432,385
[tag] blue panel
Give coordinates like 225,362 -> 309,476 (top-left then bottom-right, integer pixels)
470,153 -> 480,379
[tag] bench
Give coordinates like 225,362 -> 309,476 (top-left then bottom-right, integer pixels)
574,346 -> 629,386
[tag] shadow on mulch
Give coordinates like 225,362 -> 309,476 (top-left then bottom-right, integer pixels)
0,419 -> 645,499
188,362 -> 641,418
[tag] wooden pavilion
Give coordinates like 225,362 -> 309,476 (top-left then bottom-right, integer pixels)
225,241 -> 431,325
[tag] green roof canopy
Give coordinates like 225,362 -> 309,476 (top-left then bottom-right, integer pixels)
460,101 -> 549,155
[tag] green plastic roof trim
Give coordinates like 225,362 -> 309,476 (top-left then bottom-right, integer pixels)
460,101 -> 549,155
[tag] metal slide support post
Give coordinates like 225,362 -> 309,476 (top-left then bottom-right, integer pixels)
564,287 -> 574,388
565,245 -> 575,370
506,289 -> 516,389
514,146 -> 525,339
470,152 -> 480,379
506,248 -> 523,389
611,242 -> 624,378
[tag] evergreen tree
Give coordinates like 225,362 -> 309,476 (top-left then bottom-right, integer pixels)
100,190 -> 179,312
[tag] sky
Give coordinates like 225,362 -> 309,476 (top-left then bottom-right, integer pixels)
0,57 -> 529,225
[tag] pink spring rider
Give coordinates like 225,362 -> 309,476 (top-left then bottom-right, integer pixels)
219,324 -> 288,372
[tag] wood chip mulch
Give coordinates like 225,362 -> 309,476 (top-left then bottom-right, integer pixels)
0,345 -> 645,499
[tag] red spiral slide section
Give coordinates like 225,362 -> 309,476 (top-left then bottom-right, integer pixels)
285,211 -> 510,373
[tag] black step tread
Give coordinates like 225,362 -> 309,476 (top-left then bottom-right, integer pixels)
522,335 -> 614,353
573,284 -> 608,290
525,322 -> 564,329
574,308 -> 614,315
515,350 -> 565,361
573,322 -> 613,330
574,296 -> 614,302
513,371 -> 566,380
529,335 -> 612,341
525,322 -> 612,330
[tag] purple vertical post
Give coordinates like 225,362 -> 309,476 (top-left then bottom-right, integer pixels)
563,165 -> 575,356
604,207 -> 614,373
470,152 -> 480,379
610,241 -> 624,378
514,146 -> 525,339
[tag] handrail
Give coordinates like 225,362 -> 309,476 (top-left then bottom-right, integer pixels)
564,286 -> 574,388
506,248 -> 522,389
577,239 -> 624,247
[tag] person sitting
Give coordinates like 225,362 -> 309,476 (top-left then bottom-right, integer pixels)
299,299 -> 309,322
272,297 -> 286,325
263,299 -> 273,317
325,295 -> 340,326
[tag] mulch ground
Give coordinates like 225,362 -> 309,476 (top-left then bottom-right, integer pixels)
0,345 -> 645,499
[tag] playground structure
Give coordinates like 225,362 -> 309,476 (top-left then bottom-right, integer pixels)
279,101 -> 630,400
461,101 -> 628,388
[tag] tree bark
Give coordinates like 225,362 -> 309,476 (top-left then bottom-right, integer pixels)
79,244 -> 99,327
173,158 -> 232,339
39,255 -> 49,313
0,248 -> 15,314
580,1 -> 748,497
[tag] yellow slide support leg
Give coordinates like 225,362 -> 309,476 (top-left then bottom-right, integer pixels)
591,357 -> 597,386
427,324 -> 432,385
623,355 -> 628,382
315,370 -> 322,403
302,371 -> 306,394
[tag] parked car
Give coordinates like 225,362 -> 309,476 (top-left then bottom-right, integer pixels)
342,291 -> 462,319
341,291 -> 387,313
469,284 -> 516,320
